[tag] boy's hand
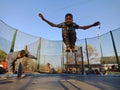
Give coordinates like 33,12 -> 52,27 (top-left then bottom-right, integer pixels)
38,13 -> 44,20
93,21 -> 100,26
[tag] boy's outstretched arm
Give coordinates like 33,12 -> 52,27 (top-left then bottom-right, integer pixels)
78,21 -> 100,30
38,13 -> 58,27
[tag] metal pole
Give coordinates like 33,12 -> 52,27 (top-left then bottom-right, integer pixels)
66,52 -> 69,73
80,46 -> 84,75
10,29 -> 17,52
98,32 -> 103,57
74,52 -> 77,73
85,38 -> 90,70
61,42 -> 65,73
110,31 -> 120,71
37,38 -> 41,71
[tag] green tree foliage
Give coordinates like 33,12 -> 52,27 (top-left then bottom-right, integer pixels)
0,49 -> 7,62
101,56 -> 118,64
84,44 -> 100,64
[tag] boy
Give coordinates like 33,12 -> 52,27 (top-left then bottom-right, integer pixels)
38,13 -> 100,52
6,50 -> 27,74
1,50 -> 27,79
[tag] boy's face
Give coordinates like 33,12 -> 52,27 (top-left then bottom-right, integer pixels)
65,16 -> 73,25
17,51 -> 23,58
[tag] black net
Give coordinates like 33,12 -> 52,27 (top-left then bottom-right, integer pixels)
0,20 -> 120,73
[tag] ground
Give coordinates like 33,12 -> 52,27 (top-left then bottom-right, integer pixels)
0,74 -> 120,90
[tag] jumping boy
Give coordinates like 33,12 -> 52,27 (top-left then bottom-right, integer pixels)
38,13 -> 100,52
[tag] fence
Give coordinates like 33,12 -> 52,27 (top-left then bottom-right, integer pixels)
0,19 -> 120,72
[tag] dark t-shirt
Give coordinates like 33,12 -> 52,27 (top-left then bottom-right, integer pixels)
57,22 -> 79,31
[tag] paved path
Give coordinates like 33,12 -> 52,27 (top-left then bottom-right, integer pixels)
0,74 -> 120,90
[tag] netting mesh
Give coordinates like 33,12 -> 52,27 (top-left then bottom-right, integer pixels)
41,38 -> 62,55
0,20 -> 16,53
14,30 -> 40,68
40,38 -> 62,68
86,37 -> 101,64
112,29 -> 120,56
0,19 -> 120,72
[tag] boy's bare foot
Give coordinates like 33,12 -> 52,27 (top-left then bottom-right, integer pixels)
72,47 -> 77,52
65,47 -> 70,52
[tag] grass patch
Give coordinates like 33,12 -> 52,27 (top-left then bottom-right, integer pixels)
108,71 -> 120,75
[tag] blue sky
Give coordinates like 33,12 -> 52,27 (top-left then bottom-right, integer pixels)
0,0 -> 120,40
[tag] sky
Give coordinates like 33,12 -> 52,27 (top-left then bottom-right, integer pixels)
0,0 -> 120,40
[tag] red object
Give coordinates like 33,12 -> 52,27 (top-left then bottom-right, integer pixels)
1,61 -> 7,70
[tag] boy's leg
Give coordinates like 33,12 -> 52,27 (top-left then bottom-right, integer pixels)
7,60 -> 14,74
70,30 -> 77,52
62,30 -> 71,51
12,61 -> 16,73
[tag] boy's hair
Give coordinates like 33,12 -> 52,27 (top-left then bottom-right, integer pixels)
20,50 -> 27,57
65,13 -> 73,19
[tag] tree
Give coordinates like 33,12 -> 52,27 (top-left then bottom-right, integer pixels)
84,44 -> 100,64
0,49 -> 7,62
